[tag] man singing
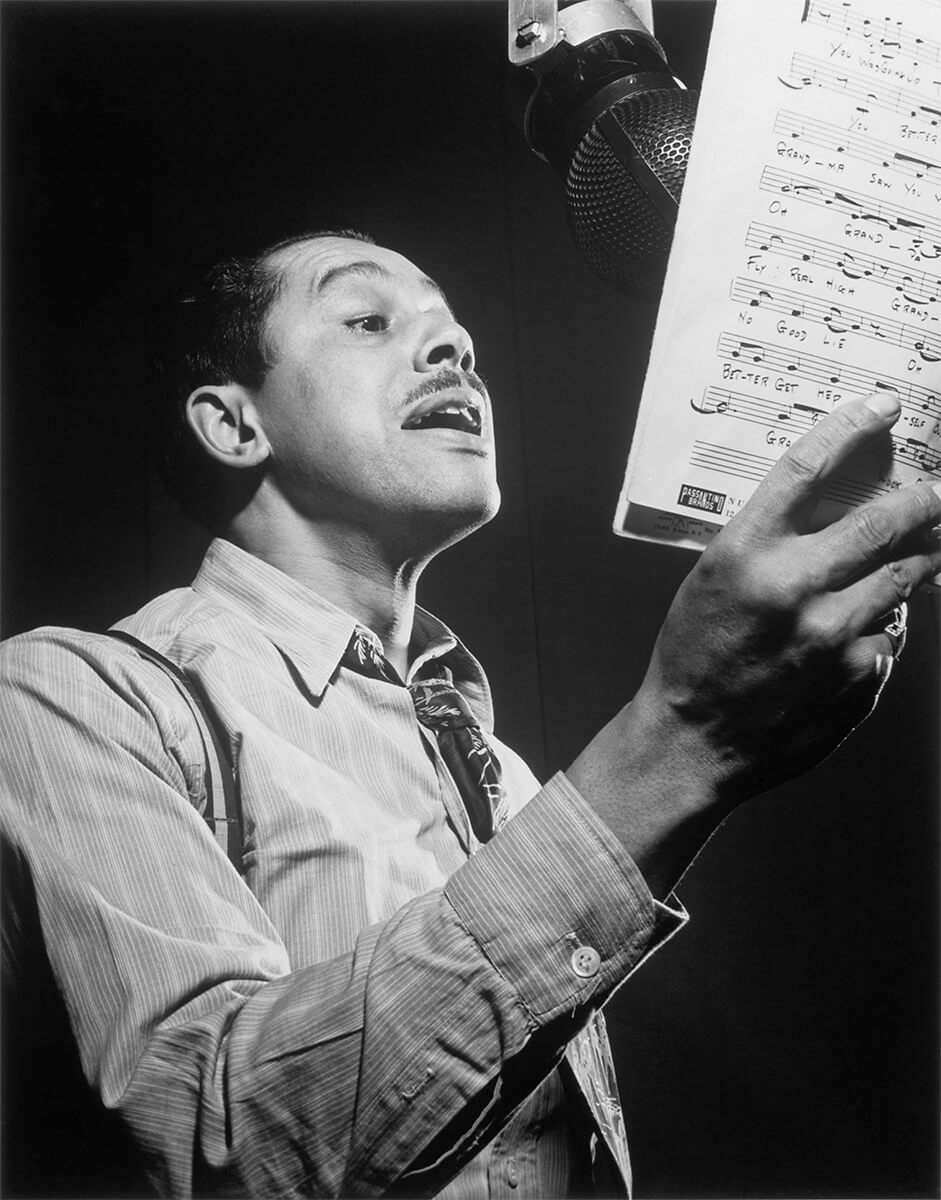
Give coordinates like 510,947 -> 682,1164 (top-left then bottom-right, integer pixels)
1,230 -> 937,1198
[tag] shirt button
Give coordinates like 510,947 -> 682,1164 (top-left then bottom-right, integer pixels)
571,946 -> 601,977
506,1157 -> 519,1188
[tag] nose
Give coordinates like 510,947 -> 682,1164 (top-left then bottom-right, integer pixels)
415,314 -> 475,375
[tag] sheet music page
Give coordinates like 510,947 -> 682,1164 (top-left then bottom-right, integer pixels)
615,0 -> 941,550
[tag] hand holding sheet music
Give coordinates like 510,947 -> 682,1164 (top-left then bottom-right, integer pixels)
624,387 -> 939,812
615,0 -> 941,550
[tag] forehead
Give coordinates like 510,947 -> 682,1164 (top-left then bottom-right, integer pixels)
268,236 -> 446,306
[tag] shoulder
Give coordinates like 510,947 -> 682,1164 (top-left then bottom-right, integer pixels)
2,623 -> 178,696
0,623 -> 205,763
0,622 -> 220,838
1,624 -> 150,688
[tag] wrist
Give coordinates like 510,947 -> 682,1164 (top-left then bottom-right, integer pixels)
566,687 -> 742,898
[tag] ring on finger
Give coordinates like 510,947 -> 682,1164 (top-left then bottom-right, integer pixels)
879,601 -> 909,659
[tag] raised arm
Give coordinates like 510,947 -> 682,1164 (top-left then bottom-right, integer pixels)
568,391 -> 941,896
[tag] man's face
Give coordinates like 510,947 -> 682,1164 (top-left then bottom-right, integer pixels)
252,236 -> 500,555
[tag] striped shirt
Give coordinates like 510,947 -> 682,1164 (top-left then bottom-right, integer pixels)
0,538 -> 685,1197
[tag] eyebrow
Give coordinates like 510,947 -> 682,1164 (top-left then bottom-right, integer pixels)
313,260 -> 451,309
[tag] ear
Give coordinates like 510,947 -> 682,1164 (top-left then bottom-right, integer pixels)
185,384 -> 271,469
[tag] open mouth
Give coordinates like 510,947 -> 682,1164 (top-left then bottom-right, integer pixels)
402,397 -> 483,436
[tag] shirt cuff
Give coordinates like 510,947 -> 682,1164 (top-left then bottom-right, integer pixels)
443,771 -> 688,1026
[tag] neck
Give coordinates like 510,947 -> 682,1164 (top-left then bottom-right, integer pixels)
227,509 -> 428,679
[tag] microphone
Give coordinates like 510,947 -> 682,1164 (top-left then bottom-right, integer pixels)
508,0 -> 698,298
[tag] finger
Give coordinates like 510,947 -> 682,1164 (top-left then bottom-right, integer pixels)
847,633 -> 896,694
736,390 -> 901,538
820,633 -> 896,732
808,548 -> 934,652
806,481 -> 941,592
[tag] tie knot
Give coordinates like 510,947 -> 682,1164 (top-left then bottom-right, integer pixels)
408,679 -> 476,731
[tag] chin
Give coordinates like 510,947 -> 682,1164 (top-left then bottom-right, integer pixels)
412,485 -> 502,554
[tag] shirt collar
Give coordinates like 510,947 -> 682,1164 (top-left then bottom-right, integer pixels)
191,539 -> 495,729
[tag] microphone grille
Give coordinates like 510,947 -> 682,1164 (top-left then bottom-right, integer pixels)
564,87 -> 698,298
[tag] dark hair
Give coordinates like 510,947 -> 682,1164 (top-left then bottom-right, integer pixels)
152,228 -> 374,531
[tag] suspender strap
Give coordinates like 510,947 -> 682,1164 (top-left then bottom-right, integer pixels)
104,631 -> 243,873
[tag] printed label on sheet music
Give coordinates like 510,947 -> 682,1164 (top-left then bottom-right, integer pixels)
677,484 -> 728,515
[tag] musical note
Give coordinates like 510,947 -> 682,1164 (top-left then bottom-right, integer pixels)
900,437 -> 941,472
894,151 -> 940,175
824,305 -> 861,333
729,341 -> 767,362
779,73 -> 814,90
914,340 -> 941,363
691,392 -> 731,415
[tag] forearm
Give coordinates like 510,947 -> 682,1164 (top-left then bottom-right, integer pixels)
566,686 -> 737,900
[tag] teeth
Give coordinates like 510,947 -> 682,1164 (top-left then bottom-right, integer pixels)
404,398 -> 482,434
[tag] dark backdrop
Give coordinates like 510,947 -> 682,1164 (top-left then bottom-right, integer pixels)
2,2 -> 938,1196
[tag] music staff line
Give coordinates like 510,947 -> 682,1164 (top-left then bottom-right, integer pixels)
745,221 -> 941,303
730,275 -> 940,360
690,386 -> 941,474
717,331 -> 941,422
760,166 -> 941,248
783,52 -> 941,124
775,109 -> 940,179
805,1 -> 940,67
689,439 -> 890,507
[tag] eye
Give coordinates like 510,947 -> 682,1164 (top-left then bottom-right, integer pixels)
346,313 -> 388,333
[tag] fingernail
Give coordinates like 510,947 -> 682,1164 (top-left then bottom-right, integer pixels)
864,390 -> 900,418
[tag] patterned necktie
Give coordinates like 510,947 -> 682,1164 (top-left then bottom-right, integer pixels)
343,627 -> 508,843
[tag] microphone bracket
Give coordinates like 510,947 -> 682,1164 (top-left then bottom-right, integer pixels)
508,0 -> 656,67
508,0 -> 560,65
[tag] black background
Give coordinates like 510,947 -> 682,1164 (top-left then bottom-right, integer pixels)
2,2 -> 939,1195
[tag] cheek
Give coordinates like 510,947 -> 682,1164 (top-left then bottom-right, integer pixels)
264,391 -> 389,496
265,358 -> 381,445
260,368 -> 329,458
